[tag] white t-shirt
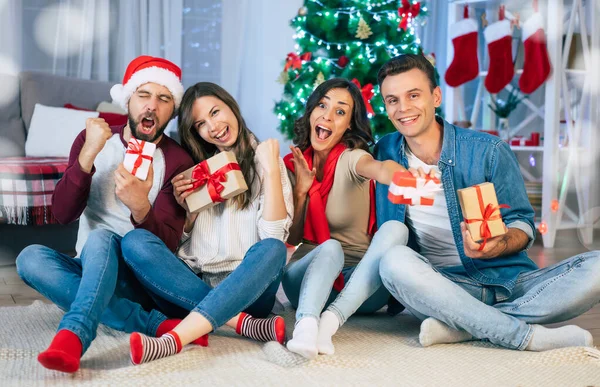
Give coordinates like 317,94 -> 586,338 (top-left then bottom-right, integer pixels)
404,148 -> 461,267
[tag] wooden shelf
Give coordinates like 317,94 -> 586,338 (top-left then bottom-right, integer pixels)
510,146 -> 544,151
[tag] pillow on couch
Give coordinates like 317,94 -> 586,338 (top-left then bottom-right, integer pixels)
64,103 -> 128,126
97,101 -> 127,115
25,104 -> 99,157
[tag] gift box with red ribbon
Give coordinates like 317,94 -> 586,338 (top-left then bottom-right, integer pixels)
123,138 -> 156,181
457,182 -> 509,250
182,151 -> 248,213
388,171 -> 442,206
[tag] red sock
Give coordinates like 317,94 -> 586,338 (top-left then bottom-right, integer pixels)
37,330 -> 83,373
156,319 -> 209,347
235,312 -> 246,334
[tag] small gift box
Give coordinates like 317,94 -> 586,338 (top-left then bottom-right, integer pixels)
509,132 -> 540,146
123,138 -> 156,181
182,151 -> 248,213
388,171 -> 441,206
509,136 -> 527,146
457,182 -> 509,247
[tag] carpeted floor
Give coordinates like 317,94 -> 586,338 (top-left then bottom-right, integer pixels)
1,301 -> 600,386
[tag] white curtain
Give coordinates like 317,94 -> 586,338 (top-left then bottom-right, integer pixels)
220,0 -> 249,100
0,0 -> 22,72
418,0 -> 448,86
114,0 -> 184,79
57,0 -> 111,80
221,0 -> 302,152
0,0 -> 183,83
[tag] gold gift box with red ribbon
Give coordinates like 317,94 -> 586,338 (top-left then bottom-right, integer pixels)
457,182 -> 508,246
388,171 -> 441,206
182,151 -> 248,213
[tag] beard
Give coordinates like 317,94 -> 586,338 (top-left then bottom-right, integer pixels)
128,112 -> 170,142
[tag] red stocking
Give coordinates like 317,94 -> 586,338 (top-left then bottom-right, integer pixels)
484,19 -> 514,93
519,13 -> 552,94
445,7 -> 479,87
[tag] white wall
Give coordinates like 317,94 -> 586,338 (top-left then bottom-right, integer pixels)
221,0 -> 303,154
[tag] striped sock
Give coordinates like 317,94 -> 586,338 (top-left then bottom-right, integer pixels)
130,331 -> 182,365
236,312 -> 286,344
156,319 -> 209,347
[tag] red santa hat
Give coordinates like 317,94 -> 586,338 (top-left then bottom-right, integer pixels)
110,55 -> 184,110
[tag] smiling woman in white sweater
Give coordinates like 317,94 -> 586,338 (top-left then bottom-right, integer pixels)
121,82 -> 294,365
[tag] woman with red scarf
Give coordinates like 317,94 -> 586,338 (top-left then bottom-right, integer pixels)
282,78 -> 410,359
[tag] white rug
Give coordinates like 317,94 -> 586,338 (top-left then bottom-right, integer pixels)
1,301 -> 600,386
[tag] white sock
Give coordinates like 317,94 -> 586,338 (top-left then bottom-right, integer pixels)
286,317 -> 318,359
317,311 -> 340,355
525,324 -> 594,352
419,318 -> 473,347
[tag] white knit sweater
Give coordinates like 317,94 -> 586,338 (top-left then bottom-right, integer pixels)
176,156 -> 293,274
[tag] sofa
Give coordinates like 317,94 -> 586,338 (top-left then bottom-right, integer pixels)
0,71 -> 115,260
0,71 -> 116,158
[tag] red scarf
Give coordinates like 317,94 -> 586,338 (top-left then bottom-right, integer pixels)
284,144 -> 377,291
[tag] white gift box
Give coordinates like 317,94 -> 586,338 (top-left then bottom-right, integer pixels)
123,138 -> 156,180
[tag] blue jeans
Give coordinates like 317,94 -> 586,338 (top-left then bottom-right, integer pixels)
120,229 -> 286,330
16,229 -> 166,353
326,221 -> 409,325
379,245 -> 600,350
283,222 -> 408,323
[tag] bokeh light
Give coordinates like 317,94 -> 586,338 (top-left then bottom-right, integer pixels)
34,4 -> 109,58
538,221 -> 548,235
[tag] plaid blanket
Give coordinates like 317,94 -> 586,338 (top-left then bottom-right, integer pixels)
0,157 -> 69,225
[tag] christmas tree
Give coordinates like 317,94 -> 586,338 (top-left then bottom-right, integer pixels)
274,0 -> 435,141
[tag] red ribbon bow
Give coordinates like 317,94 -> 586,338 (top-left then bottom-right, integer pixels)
284,52 -> 312,71
398,0 -> 421,30
126,139 -> 153,176
464,185 -> 510,251
186,161 -> 241,204
351,78 -> 375,116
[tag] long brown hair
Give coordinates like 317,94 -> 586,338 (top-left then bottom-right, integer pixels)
293,78 -> 374,152
178,82 -> 257,209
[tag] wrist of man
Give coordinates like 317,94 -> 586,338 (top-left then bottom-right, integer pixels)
131,201 -> 152,224
81,142 -> 101,158
78,146 -> 99,172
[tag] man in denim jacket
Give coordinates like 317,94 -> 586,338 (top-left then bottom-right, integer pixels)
374,54 -> 600,351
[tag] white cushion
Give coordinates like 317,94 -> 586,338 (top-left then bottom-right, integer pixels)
97,101 -> 127,115
25,103 -> 99,157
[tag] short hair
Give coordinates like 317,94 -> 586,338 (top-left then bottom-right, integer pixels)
377,54 -> 437,91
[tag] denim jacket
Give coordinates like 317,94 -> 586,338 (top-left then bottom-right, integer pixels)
374,118 -> 538,297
